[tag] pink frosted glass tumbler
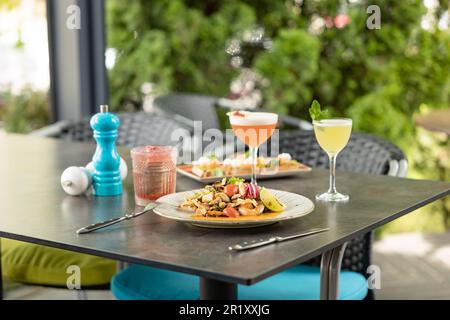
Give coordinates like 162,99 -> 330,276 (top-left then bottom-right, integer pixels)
130,145 -> 177,206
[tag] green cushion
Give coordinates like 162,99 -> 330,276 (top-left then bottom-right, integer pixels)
1,239 -> 117,287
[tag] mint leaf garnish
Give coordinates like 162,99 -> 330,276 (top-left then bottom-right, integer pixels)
309,100 -> 330,121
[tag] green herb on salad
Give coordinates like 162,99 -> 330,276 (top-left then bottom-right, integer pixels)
309,100 -> 330,121
227,177 -> 245,184
193,192 -> 203,199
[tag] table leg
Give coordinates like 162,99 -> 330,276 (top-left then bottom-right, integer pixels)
117,261 -> 128,272
320,248 -> 332,299
320,242 -> 347,300
200,277 -> 237,300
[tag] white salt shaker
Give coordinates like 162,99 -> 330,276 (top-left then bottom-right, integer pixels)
61,166 -> 92,196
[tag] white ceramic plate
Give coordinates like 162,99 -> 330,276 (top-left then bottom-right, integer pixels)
154,189 -> 315,228
177,164 -> 312,183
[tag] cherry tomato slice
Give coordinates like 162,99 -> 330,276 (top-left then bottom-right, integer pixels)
224,184 -> 238,197
223,207 -> 239,218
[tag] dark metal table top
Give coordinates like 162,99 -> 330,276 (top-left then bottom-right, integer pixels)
0,134 -> 449,285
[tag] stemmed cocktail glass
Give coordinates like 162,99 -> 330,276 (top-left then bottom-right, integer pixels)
228,111 -> 278,185
313,118 -> 352,202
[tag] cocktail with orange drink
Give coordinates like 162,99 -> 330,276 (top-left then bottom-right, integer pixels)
228,111 -> 278,185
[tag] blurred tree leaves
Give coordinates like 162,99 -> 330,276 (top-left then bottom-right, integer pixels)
107,0 -> 257,109
0,0 -> 21,11
254,29 -> 320,116
107,0 -> 450,152
0,88 -> 49,133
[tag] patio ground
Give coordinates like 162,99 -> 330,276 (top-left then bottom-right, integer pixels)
3,231 -> 450,300
372,231 -> 450,299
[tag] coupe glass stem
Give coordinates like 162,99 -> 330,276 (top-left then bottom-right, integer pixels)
328,153 -> 337,194
250,146 -> 258,185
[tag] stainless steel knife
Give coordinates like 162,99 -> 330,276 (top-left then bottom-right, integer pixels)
76,203 -> 157,234
228,227 -> 330,251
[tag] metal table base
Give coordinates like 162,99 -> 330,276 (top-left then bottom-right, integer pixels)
320,242 -> 348,300
199,243 -> 348,301
200,278 -> 238,300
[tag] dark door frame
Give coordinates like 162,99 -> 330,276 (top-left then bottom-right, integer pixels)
46,0 -> 108,121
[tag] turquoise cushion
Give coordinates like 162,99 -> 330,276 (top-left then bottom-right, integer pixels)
111,264 -> 367,300
112,266 -> 199,300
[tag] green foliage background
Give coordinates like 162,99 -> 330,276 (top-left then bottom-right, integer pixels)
0,88 -> 48,133
107,0 -> 450,234
107,0 -> 450,150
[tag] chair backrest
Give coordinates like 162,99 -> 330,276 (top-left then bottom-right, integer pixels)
57,112 -> 193,148
153,93 -> 220,131
275,130 -> 406,176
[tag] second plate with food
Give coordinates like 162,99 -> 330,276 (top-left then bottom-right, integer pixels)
154,188 -> 314,228
177,153 -> 311,183
177,165 -> 311,183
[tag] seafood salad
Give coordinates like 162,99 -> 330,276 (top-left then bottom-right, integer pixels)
179,177 -> 286,218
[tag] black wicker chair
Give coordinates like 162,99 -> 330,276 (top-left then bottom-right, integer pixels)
32,112 -> 193,147
267,129 -> 407,299
153,93 -> 220,131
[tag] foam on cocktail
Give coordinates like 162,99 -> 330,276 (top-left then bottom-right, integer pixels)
228,111 -> 278,126
228,111 -> 278,148
313,119 -> 352,127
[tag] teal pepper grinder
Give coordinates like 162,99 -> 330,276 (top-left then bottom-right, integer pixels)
90,105 -> 123,196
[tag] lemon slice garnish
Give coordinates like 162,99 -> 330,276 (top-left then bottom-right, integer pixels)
260,188 -> 286,212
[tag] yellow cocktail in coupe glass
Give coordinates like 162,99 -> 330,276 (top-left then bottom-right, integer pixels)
228,111 -> 278,185
313,118 -> 352,202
